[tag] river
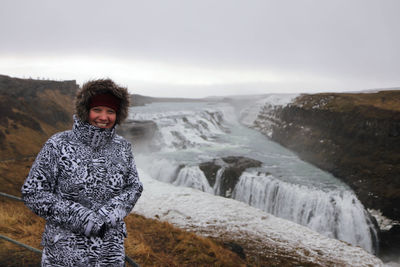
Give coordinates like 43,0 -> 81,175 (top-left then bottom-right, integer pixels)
126,100 -> 378,254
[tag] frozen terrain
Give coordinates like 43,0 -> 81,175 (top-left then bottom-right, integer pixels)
134,169 -> 383,266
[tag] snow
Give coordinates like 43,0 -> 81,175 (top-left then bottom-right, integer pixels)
134,168 -> 384,266
369,209 -> 400,231
259,93 -> 300,107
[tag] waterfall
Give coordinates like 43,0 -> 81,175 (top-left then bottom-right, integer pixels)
232,171 -> 378,253
173,166 -> 214,194
212,167 -> 225,195
131,107 -> 228,151
130,102 -> 379,255
143,158 -> 180,183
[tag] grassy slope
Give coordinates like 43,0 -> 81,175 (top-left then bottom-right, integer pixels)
0,75 -> 76,160
294,90 -> 400,112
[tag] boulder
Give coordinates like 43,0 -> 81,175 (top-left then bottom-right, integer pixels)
199,156 -> 262,197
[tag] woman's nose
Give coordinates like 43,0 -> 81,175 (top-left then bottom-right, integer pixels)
99,111 -> 108,120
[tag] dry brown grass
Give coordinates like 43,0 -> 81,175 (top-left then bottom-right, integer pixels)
125,214 -> 246,267
0,200 -> 44,266
296,90 -> 400,112
0,199 -> 247,267
0,81 -> 74,161
0,158 -> 34,196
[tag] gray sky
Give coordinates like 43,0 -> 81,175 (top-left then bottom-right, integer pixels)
0,0 -> 399,97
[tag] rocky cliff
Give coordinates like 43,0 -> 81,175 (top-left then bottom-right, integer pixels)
253,90 -> 400,222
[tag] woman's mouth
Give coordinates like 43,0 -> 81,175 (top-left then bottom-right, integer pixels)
95,122 -> 108,127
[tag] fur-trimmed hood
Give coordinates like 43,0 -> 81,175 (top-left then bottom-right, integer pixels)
75,79 -> 130,125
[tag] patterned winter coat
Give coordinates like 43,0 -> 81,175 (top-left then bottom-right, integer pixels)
21,115 -> 143,266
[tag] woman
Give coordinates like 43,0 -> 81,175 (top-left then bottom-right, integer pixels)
21,79 -> 143,266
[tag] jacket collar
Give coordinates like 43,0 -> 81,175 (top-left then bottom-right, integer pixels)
72,115 -> 115,148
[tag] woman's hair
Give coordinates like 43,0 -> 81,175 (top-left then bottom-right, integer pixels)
75,79 -> 130,125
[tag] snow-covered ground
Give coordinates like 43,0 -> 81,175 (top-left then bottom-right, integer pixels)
134,168 -> 384,266
369,209 -> 400,231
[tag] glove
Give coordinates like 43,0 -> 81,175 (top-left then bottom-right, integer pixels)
84,219 -> 108,238
98,207 -> 117,228
97,223 -> 107,239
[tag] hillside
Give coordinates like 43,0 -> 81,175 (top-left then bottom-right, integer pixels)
0,75 -> 77,161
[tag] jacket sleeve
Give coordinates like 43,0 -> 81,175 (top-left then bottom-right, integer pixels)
99,142 -> 143,227
21,138 -> 105,236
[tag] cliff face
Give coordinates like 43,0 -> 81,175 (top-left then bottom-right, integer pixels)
253,91 -> 400,221
0,75 -> 78,160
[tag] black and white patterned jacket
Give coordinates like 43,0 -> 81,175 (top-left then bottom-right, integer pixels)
22,115 -> 143,266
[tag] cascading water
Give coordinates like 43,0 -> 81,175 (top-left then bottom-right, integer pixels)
232,171 -> 378,253
173,166 -> 213,194
212,167 -> 225,196
129,100 -> 379,254
131,103 -> 228,151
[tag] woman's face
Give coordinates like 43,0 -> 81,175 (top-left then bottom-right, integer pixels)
88,106 -> 117,129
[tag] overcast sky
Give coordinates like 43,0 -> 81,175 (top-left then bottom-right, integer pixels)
0,0 -> 399,97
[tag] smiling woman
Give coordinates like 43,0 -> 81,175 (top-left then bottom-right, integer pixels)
21,78 -> 143,266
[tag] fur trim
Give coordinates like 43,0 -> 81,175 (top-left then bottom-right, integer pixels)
75,79 -> 130,125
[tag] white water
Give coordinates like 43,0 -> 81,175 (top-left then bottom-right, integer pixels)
129,100 -> 378,254
173,166 -> 213,194
233,171 -> 377,252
